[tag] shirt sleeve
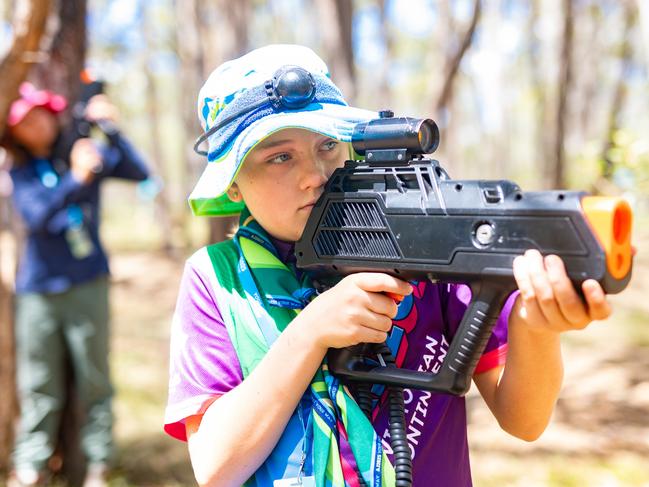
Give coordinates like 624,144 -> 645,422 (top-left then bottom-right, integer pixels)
444,284 -> 518,375
164,249 -> 243,441
99,132 -> 150,181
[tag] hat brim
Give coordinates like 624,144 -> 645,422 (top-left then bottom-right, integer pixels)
189,103 -> 377,217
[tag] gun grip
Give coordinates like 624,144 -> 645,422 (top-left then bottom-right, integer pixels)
327,280 -> 514,395
437,280 -> 513,394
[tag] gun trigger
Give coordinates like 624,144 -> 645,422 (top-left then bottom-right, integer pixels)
386,292 -> 404,303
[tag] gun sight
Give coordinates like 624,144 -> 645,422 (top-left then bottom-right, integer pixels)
351,116 -> 439,157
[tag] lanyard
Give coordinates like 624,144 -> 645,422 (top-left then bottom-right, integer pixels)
34,158 -> 83,227
34,158 -> 59,188
297,394 -> 314,480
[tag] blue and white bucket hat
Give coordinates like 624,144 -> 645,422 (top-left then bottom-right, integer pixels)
189,44 -> 378,216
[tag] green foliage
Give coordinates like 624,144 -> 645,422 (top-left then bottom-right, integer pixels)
571,129 -> 649,200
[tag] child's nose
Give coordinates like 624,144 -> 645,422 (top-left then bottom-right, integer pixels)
300,157 -> 330,189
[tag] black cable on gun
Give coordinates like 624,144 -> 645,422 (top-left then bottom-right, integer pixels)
348,343 -> 413,486
356,382 -> 373,418
373,342 -> 412,487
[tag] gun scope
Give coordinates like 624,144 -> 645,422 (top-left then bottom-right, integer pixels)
352,116 -> 439,156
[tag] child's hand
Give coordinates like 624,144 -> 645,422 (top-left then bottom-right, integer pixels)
70,138 -> 102,184
85,94 -> 119,123
295,273 -> 413,351
512,249 -> 612,335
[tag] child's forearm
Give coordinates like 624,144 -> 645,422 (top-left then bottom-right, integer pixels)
187,316 -> 327,487
477,302 -> 564,441
187,272 -> 409,486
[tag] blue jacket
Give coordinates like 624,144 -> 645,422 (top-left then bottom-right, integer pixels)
10,133 -> 150,294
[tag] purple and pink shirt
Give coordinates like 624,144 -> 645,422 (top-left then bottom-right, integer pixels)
165,240 -> 514,486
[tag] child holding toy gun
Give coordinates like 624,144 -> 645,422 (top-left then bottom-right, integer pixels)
164,45 -> 615,486
1,81 -> 149,486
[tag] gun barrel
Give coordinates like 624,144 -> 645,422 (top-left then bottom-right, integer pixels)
582,196 -> 633,280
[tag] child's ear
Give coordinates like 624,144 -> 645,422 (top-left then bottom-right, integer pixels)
227,183 -> 243,202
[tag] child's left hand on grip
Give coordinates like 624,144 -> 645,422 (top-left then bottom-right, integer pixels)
512,249 -> 612,334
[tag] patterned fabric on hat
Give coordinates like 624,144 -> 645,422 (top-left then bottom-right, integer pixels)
188,44 -> 378,217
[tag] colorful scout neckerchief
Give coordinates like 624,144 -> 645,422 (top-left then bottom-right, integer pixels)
207,208 -> 395,486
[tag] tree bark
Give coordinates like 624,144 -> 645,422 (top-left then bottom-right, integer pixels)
434,0 -> 481,118
30,0 -> 86,120
24,1 -> 88,483
317,0 -> 356,102
175,0 -> 250,244
636,0 -> 649,71
377,0 -> 393,108
142,4 -> 178,255
550,0 -> 574,189
0,186 -> 18,474
0,0 -> 52,473
526,0 -> 553,187
596,1 -> 636,189
0,0 -> 52,135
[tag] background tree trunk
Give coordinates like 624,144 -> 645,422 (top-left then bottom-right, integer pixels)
549,0 -> 574,189
29,0 -> 86,121
0,177 -> 19,473
377,0 -> 394,108
317,0 -> 356,102
0,0 -> 52,134
595,0 -> 636,192
174,0 -> 206,248
0,0 -> 52,473
23,1 -> 88,483
142,4 -> 177,255
434,0 -> 481,118
187,0 -> 251,244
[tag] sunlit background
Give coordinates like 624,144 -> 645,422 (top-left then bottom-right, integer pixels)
1,0 -> 648,485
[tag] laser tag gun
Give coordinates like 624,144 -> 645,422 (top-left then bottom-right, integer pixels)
295,111 -> 634,397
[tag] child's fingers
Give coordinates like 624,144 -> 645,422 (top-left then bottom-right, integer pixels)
513,254 -> 546,324
350,272 -> 412,297
582,280 -> 611,321
360,311 -> 394,333
357,328 -> 389,344
524,250 -> 564,324
544,255 -> 589,325
366,293 -> 399,319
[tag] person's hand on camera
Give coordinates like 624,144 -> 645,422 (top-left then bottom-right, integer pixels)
70,138 -> 102,185
84,94 -> 119,124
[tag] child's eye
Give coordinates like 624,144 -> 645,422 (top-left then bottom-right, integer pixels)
267,153 -> 291,164
320,140 -> 338,152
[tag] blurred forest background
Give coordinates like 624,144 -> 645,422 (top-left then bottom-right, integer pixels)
0,0 -> 648,485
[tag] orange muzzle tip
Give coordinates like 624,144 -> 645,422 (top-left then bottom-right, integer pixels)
581,196 -> 633,280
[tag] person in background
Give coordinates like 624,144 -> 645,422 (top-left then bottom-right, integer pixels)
1,81 -> 150,487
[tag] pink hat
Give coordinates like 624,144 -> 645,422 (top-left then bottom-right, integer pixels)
7,82 -> 67,127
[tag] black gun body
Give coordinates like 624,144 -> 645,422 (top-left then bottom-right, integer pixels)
295,159 -> 630,395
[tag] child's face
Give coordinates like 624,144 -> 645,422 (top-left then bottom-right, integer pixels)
231,128 -> 348,242
9,107 -> 59,154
